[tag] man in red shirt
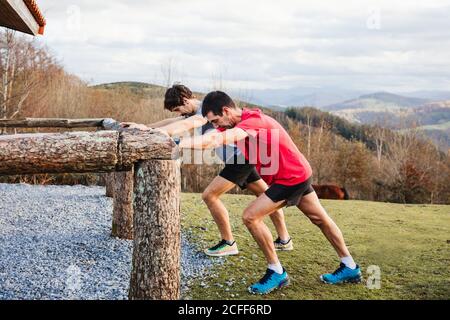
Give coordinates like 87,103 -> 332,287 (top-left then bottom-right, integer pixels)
179,91 -> 361,294
122,84 -> 294,256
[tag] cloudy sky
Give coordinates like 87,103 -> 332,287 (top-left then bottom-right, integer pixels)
34,0 -> 450,95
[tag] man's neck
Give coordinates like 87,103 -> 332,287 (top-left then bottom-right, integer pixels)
231,108 -> 243,126
192,99 -> 201,113
183,99 -> 201,116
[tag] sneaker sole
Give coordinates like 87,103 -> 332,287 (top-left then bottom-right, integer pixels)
248,277 -> 290,295
204,249 -> 239,257
275,246 -> 294,251
320,274 -> 362,285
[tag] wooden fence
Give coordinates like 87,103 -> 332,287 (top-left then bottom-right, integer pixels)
0,118 -> 181,300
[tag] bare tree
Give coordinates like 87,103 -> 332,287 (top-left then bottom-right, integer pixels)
160,57 -> 174,88
382,129 -> 440,203
306,111 -> 312,157
0,29 -> 53,128
369,125 -> 386,168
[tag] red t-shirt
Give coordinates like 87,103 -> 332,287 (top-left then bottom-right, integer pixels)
233,108 -> 312,186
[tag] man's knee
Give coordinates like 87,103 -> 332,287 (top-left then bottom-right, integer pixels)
202,189 -> 217,204
298,200 -> 330,226
308,212 -> 332,228
309,215 -> 324,227
242,208 -> 258,227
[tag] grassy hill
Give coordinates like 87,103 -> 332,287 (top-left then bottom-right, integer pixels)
91,81 -> 168,97
181,193 -> 450,300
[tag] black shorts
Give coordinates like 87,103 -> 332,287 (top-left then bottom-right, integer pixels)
219,163 -> 261,190
265,176 -> 314,207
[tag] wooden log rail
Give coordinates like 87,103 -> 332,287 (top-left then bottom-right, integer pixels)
0,129 -> 181,300
0,118 -> 121,129
0,129 -> 177,174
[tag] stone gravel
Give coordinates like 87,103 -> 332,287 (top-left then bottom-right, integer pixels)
0,183 -> 217,300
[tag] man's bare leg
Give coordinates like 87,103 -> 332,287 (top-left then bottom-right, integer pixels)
246,180 -> 290,241
242,194 -> 286,264
297,191 -> 350,258
242,194 -> 293,294
202,176 -> 237,241
296,191 -> 360,284
242,190 -> 353,263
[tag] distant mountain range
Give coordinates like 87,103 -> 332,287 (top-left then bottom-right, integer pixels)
397,91 -> 450,101
245,87 -> 450,109
323,92 -> 431,113
316,91 -> 450,150
243,87 -> 365,108
244,88 -> 450,151
319,91 -> 448,122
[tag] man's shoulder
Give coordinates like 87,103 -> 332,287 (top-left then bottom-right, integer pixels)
242,107 -> 263,118
241,108 -> 284,131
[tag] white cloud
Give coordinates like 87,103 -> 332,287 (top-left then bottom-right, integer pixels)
34,0 -> 450,93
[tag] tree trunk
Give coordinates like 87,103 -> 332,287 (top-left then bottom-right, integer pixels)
111,169 -> 134,240
129,159 -> 181,300
105,173 -> 115,198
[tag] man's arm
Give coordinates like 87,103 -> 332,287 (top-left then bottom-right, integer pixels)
147,116 -> 185,128
179,128 -> 248,149
119,117 -> 184,130
119,115 -> 204,134
159,115 -> 207,137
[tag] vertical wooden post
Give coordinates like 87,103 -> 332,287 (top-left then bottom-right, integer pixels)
105,173 -> 115,198
111,169 -> 134,240
129,159 -> 181,300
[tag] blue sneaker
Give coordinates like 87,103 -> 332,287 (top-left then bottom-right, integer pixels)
248,268 -> 290,295
320,263 -> 362,284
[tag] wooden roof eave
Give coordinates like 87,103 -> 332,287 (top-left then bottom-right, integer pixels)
0,0 -> 45,36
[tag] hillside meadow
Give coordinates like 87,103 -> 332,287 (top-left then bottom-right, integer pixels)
180,193 -> 450,300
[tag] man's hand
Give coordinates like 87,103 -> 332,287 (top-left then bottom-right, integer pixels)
120,122 -> 150,131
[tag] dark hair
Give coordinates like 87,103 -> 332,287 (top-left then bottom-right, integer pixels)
201,91 -> 236,117
164,84 -> 194,111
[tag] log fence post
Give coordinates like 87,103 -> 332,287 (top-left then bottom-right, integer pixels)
129,159 -> 181,300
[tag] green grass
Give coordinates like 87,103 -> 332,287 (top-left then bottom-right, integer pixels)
180,193 -> 450,300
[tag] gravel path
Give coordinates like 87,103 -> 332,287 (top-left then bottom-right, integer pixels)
0,183 -> 217,300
